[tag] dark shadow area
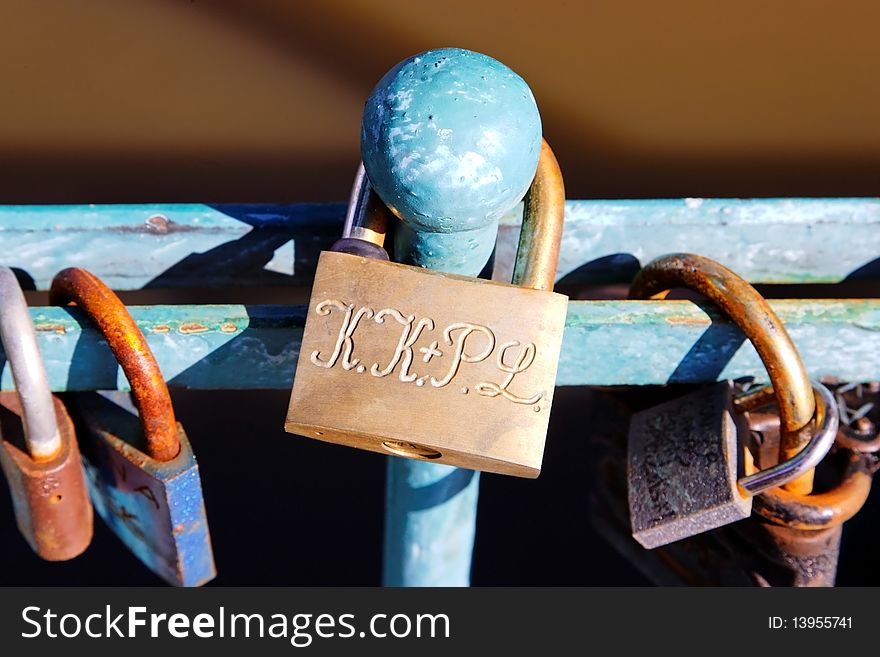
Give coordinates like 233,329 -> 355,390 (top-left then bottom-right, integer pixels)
175,389 -> 385,586
144,223 -> 295,290
665,301 -> 747,385
478,244 -> 496,281
844,256 -> 880,282
0,151 -> 356,204
0,389 -> 389,586
10,268 -> 36,292
753,281 -> 880,299
165,304 -> 304,390
5,144 -> 880,205
472,386 -> 651,585
557,258 -> 880,298
556,253 -> 642,288
144,203 -> 346,290
1,382 -> 877,585
64,309 -> 120,392
0,397 -> 28,453
210,204 -> 343,287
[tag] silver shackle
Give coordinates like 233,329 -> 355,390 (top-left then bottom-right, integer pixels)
738,380 -> 838,495
0,267 -> 61,460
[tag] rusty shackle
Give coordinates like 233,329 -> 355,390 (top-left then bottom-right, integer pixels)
753,452 -> 872,529
629,253 -> 817,493
49,268 -> 180,462
749,397 -> 873,530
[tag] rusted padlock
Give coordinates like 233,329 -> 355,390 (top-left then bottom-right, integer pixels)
285,141 -> 567,477
50,267 -> 216,586
0,267 -> 93,560
626,254 -> 836,548
737,386 -> 875,586
590,385 -> 873,586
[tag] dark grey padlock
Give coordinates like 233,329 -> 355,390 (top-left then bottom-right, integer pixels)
628,382 -> 750,549
628,380 -> 838,549
627,254 -> 841,550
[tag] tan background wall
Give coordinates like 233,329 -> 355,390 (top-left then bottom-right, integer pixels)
0,0 -> 877,201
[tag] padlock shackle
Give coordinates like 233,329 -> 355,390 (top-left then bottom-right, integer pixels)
49,268 -> 180,462
330,164 -> 392,261
738,381 -> 837,495
345,139 -> 564,278
752,450 -> 873,529
0,267 -> 62,461
343,163 -> 389,247
629,253 -> 816,469
512,139 -> 565,292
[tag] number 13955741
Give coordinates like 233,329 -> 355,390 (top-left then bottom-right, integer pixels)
769,617 -> 852,629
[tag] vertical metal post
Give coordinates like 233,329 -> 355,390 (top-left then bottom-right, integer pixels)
381,220 -> 497,587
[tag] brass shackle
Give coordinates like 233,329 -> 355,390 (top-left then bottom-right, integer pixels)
345,138 -> 565,290
512,138 -> 565,292
629,253 -> 816,493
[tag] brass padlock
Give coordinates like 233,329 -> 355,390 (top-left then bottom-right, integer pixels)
0,267 -> 93,560
285,140 -> 567,477
626,254 -> 837,548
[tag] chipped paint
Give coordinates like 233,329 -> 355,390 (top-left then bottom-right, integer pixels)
34,324 -> 66,334
178,323 -> 209,334
664,314 -> 712,326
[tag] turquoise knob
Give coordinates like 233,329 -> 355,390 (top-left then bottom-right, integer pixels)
361,48 -> 542,235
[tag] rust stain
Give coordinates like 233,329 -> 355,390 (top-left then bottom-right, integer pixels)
146,214 -> 171,234
220,322 -> 238,333
35,324 -> 67,334
152,325 -> 171,333
179,323 -> 209,334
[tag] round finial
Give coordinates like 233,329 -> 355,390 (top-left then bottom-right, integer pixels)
361,48 -> 542,234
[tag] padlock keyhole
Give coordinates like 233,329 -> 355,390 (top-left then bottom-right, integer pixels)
381,440 -> 442,460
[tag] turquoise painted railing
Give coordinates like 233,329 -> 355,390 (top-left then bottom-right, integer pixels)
1,199 -> 878,589
3,198 -> 876,389
3,300 -> 878,391
2,198 -> 878,290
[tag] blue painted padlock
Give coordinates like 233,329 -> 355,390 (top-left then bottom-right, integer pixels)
51,267 -> 216,587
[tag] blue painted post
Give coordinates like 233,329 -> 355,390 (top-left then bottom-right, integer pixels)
363,49 -> 544,586
381,203 -> 498,586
